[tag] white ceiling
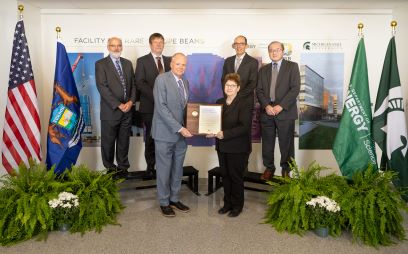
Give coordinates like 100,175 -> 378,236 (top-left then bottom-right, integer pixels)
19,0 -> 408,9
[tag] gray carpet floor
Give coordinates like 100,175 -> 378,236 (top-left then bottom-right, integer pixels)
1,179 -> 408,254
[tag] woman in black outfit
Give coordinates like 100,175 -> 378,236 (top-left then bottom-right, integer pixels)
207,73 -> 252,217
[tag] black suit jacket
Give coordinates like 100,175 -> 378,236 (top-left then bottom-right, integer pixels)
95,56 -> 136,120
135,53 -> 171,113
256,59 -> 300,120
221,53 -> 258,102
215,97 -> 252,154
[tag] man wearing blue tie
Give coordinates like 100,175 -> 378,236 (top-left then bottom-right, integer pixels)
152,53 -> 193,217
95,37 -> 136,178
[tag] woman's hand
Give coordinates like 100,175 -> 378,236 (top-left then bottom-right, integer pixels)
215,131 -> 224,139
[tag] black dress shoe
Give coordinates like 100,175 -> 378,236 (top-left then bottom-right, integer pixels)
160,206 -> 175,217
169,201 -> 190,213
228,209 -> 242,217
218,206 -> 232,215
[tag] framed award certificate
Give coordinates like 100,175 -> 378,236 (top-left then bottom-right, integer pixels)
186,103 -> 222,135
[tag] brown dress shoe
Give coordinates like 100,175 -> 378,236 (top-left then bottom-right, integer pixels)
261,169 -> 274,180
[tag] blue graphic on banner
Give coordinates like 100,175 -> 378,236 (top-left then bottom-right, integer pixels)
68,53 -> 104,146
184,53 -> 224,146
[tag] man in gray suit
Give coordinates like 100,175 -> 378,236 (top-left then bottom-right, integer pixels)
95,37 -> 136,178
256,41 -> 300,180
152,53 -> 193,217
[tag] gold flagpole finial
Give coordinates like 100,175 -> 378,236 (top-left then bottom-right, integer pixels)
391,20 -> 397,36
358,23 -> 364,38
18,4 -> 24,20
56,26 -> 61,39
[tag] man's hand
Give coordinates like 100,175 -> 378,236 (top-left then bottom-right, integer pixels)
179,127 -> 193,138
265,105 -> 275,116
272,105 -> 283,115
118,101 -> 133,113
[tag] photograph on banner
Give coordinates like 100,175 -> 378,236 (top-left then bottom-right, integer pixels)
68,52 -> 104,147
299,42 -> 344,149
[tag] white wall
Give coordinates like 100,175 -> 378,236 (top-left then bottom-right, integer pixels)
1,4 -> 407,177
0,0 -> 18,176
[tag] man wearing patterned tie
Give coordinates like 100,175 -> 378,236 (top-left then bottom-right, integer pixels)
256,41 -> 300,180
152,53 -> 193,217
95,37 -> 136,178
135,33 -> 171,177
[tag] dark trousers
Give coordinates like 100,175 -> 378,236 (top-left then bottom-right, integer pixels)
217,151 -> 246,211
142,113 -> 155,170
260,113 -> 295,171
101,115 -> 131,171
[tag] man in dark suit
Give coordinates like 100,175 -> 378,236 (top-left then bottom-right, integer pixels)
222,35 -> 258,172
221,35 -> 258,107
152,53 -> 193,217
135,33 -> 171,176
257,41 -> 300,179
95,37 -> 136,178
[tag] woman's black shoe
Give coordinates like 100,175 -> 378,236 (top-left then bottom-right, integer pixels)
218,206 -> 232,215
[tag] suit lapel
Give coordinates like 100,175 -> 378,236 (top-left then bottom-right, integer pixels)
108,56 -> 123,84
148,54 -> 160,75
265,63 -> 272,95
276,60 -> 287,91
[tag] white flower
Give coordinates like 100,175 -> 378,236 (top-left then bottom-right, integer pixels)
306,196 -> 340,213
49,192 -> 79,209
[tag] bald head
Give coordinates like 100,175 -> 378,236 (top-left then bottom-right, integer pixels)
170,53 -> 187,79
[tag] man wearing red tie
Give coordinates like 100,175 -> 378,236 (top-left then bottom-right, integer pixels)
135,33 -> 171,177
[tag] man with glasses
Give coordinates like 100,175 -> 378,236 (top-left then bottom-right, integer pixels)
221,35 -> 258,173
135,33 -> 171,177
95,37 -> 136,178
256,41 -> 300,180
221,35 -> 258,107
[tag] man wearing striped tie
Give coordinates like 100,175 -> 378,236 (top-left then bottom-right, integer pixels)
95,37 -> 136,179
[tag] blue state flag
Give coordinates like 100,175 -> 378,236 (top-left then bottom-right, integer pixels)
46,41 -> 84,174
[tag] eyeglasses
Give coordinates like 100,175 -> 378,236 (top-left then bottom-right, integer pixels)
225,84 -> 238,88
233,42 -> 246,46
269,48 -> 283,53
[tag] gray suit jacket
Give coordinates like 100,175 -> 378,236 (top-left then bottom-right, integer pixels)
152,71 -> 189,143
256,59 -> 300,120
95,56 -> 136,120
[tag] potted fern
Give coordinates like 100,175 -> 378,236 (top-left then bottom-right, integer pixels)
306,196 -> 341,237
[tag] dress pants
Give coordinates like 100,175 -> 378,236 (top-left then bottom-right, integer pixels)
260,113 -> 295,171
217,151 -> 246,211
101,114 -> 132,171
155,138 -> 187,206
141,113 -> 155,170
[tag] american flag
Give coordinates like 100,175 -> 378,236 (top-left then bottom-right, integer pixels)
1,20 -> 41,174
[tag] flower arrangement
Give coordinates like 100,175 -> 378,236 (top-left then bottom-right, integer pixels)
48,192 -> 79,229
306,196 -> 340,228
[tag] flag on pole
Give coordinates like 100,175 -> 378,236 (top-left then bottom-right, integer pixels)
1,20 -> 41,174
46,41 -> 84,174
332,38 -> 377,178
372,36 -> 408,200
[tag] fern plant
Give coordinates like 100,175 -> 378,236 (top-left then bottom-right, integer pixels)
339,166 -> 408,247
264,161 -> 347,236
61,165 -> 124,234
0,161 -> 64,245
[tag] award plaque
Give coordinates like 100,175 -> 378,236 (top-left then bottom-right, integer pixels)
186,103 -> 222,135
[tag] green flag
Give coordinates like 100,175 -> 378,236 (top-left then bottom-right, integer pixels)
372,37 -> 408,201
332,38 -> 377,178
